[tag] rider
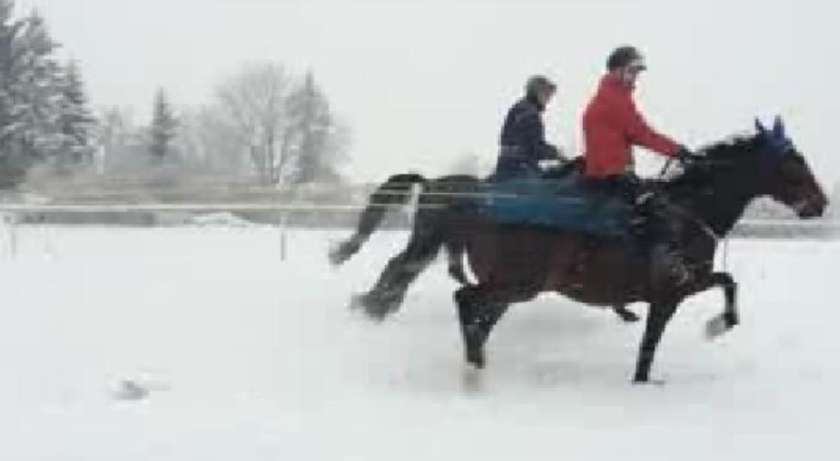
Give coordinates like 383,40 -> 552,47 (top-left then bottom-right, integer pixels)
582,46 -> 698,278
493,75 -> 567,181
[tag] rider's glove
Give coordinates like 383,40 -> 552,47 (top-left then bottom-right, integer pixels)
675,145 -> 702,166
544,145 -> 569,163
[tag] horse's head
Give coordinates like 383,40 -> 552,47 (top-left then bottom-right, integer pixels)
752,117 -> 827,218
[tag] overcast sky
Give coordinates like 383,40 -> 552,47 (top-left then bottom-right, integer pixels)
16,0 -> 840,187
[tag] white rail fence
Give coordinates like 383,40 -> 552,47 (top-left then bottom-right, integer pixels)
0,203 -> 836,239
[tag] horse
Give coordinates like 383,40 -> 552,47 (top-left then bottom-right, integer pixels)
330,117 -> 828,383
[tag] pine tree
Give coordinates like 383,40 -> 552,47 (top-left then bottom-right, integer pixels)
53,60 -> 96,167
286,72 -> 347,184
149,88 -> 177,160
14,10 -> 61,161
0,2 -> 64,184
0,0 -> 32,165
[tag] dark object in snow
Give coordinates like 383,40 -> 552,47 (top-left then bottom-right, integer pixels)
332,117 -> 828,384
113,379 -> 150,401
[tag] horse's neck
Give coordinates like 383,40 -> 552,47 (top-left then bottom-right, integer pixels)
676,172 -> 760,237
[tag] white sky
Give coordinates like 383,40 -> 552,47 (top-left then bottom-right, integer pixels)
16,0 -> 840,187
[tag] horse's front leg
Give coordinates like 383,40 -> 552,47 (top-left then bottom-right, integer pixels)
633,300 -> 679,384
699,272 -> 739,339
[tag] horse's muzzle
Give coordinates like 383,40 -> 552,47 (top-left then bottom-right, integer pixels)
796,198 -> 826,218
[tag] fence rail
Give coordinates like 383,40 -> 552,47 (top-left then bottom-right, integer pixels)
0,203 -> 836,238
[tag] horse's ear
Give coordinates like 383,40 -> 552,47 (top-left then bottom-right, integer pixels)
755,117 -> 767,135
772,115 -> 786,138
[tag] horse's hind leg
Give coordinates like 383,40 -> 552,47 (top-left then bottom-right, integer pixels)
454,287 -> 508,369
454,283 -> 538,369
613,304 -> 640,323
354,218 -> 443,320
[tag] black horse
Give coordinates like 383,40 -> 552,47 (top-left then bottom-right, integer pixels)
331,118 -> 828,383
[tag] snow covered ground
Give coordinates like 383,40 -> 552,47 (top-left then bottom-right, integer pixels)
0,226 -> 837,460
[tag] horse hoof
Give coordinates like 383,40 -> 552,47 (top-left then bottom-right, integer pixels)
466,353 -> 485,369
349,294 -> 386,322
466,346 -> 485,369
705,315 -> 730,340
328,240 -> 359,266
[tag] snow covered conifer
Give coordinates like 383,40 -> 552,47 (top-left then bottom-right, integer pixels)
286,71 -> 346,184
53,60 -> 97,168
149,88 -> 178,161
0,2 -> 77,184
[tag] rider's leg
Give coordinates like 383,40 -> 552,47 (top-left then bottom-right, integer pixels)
613,176 -> 690,286
644,199 -> 692,286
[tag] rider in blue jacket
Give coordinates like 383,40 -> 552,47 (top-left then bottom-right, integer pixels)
493,75 -> 565,180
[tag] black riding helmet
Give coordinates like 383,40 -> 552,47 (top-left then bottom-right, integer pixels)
607,46 -> 647,71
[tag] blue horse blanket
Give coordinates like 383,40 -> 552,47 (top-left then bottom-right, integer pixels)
474,174 -> 632,237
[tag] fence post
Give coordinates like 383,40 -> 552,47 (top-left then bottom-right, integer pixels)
279,209 -> 288,261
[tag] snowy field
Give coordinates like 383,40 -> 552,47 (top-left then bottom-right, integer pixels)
1,226 -> 838,460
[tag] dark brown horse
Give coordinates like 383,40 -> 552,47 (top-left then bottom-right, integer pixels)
330,118 -> 827,383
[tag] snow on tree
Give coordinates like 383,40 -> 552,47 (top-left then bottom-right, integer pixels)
0,1 -> 96,186
52,60 -> 97,168
8,10 -> 61,161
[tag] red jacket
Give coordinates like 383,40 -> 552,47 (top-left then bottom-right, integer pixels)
582,74 -> 679,177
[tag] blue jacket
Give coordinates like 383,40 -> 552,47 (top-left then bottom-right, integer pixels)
493,96 -> 558,180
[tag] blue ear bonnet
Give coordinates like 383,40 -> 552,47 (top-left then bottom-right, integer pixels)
755,116 -> 794,159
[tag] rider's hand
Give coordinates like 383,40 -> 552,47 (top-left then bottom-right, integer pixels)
545,145 -> 569,162
675,145 -> 701,165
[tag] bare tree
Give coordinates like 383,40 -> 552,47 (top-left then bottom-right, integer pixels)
175,105 -> 245,175
214,63 -> 294,184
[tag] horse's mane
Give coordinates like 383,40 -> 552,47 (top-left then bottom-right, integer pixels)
697,133 -> 760,161
666,132 -> 762,190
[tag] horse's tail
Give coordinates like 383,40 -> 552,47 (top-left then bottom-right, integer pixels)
329,173 -> 427,266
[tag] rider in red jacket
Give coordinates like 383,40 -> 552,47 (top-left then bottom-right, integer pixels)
581,46 -> 697,282
583,46 -> 689,179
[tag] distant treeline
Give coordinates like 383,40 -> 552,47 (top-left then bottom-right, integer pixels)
1,0 -> 349,192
